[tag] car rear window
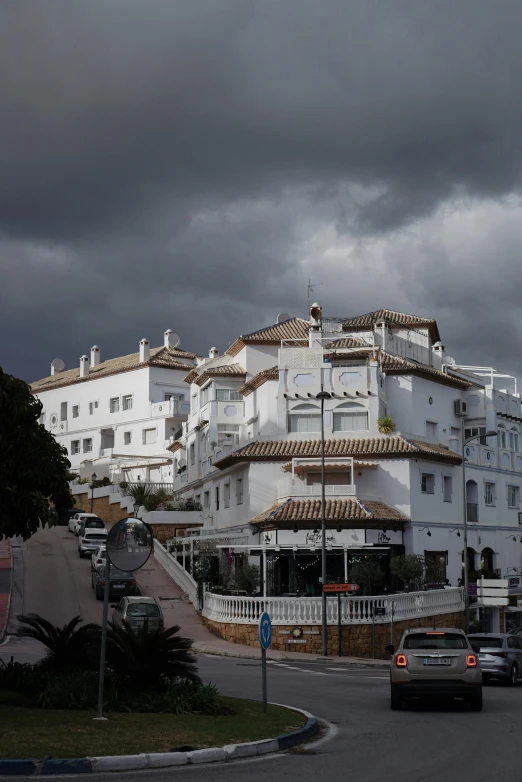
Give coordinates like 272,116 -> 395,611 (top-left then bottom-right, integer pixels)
468,636 -> 504,650
127,604 -> 160,617
109,568 -> 132,579
403,632 -> 468,650
85,532 -> 108,540
84,519 -> 104,528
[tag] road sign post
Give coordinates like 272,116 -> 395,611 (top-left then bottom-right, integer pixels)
259,612 -> 272,715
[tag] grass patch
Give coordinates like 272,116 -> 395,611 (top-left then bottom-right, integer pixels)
0,698 -> 306,759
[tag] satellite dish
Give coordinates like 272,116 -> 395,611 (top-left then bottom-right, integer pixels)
277,313 -> 291,324
168,332 -> 181,349
445,356 -> 456,366
178,458 -> 186,468
51,358 -> 65,372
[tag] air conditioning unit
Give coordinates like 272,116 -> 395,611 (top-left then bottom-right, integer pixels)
454,400 -> 468,417
518,512 -> 522,527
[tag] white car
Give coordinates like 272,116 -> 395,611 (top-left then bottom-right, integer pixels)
68,512 -> 100,536
91,544 -> 107,571
78,528 -> 108,558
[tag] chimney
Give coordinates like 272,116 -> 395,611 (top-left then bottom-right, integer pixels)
432,341 -> 445,370
139,338 -> 150,363
164,329 -> 172,348
90,345 -> 100,367
51,364 -> 56,376
80,355 -> 89,378
209,347 -> 219,359
309,302 -> 323,348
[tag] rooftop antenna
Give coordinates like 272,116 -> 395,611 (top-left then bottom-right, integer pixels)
307,279 -> 323,313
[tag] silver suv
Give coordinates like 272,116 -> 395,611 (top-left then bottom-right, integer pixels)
386,627 -> 482,711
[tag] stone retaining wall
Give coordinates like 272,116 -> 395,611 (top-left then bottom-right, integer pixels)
73,493 -> 128,523
203,610 -> 465,659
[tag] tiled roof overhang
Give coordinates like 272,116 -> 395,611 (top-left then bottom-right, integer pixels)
240,366 -> 279,396
250,498 -> 407,531
226,317 -> 308,357
342,309 -> 441,343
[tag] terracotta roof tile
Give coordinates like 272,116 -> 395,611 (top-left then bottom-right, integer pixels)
281,461 -> 377,472
31,346 -> 195,393
190,363 -> 246,387
342,309 -> 440,342
325,336 -> 371,349
379,351 -> 472,389
240,366 -> 279,396
227,317 -> 308,357
214,436 -> 461,469
167,440 -> 183,453
250,498 -> 407,530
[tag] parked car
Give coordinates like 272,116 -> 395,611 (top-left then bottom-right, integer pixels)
91,544 -> 107,572
508,626 -> 522,638
386,627 -> 482,711
92,563 -> 138,601
78,517 -> 105,537
111,596 -> 164,632
69,512 -> 102,536
78,528 -> 108,558
468,633 -> 522,685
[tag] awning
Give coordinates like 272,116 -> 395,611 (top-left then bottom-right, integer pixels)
249,497 -> 407,532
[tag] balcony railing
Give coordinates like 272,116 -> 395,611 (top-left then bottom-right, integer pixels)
467,503 -> 479,523
276,478 -> 356,500
203,587 -> 464,626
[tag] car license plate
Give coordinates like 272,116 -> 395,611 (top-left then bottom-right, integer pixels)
113,584 -> 125,589
423,657 -> 451,666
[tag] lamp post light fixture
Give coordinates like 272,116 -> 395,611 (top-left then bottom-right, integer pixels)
90,472 -> 97,513
133,502 -> 140,519
316,389 -> 331,657
462,429 -> 497,633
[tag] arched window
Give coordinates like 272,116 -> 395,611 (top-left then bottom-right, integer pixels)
481,547 -> 495,574
510,427 -> 519,452
498,424 -> 507,449
466,480 -> 479,522
288,403 -> 321,434
332,402 -> 369,432
462,547 -> 477,575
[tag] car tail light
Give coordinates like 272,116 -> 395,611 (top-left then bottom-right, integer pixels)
130,580 -> 136,586
396,654 -> 408,668
466,655 -> 478,668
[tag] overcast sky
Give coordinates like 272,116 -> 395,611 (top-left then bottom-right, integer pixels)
2,0 -> 522,383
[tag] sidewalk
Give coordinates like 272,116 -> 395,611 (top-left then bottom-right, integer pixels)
0,539 -> 12,642
137,555 -> 389,668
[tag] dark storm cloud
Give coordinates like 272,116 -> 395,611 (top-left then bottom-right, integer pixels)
2,0 -> 522,381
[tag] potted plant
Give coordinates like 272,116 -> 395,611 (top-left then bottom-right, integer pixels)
377,415 -> 396,435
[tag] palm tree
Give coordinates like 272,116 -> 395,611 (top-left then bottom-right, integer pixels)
107,622 -> 200,690
16,614 -> 101,672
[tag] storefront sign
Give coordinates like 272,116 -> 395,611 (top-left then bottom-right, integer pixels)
288,639 -> 307,644
304,630 -> 320,635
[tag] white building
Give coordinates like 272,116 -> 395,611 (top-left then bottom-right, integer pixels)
32,330 -> 199,483
170,307 -> 522,621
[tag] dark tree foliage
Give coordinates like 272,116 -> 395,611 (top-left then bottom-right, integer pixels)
0,367 -> 72,539
16,614 -> 101,672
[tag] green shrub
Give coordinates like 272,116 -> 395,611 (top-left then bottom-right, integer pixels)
0,660 -> 48,699
232,564 -> 260,595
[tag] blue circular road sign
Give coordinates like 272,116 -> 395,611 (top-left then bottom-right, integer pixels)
259,612 -> 272,650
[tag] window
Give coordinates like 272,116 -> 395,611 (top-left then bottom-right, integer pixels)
124,431 -> 132,445
288,403 -> 321,433
236,477 -> 243,504
71,440 -> 80,455
204,491 -> 210,509
499,425 -> 507,449
165,392 -> 184,402
72,405 -> 79,418
122,395 -> 133,411
83,438 -> 93,453
421,473 -> 435,494
510,428 -> 519,452
508,485 -> 520,509
426,421 -> 438,440
195,494 -> 201,507
465,425 -> 486,444
143,428 -> 156,445
200,384 -> 212,407
224,483 -> 230,508
89,401 -> 98,415
508,636 -> 522,650
484,482 -> 495,506
443,475 -> 452,502
110,397 -> 120,413
332,402 -> 369,432
217,423 -> 240,445
215,486 -> 220,510
424,551 -> 447,584
189,443 -> 195,465
60,402 -> 68,422
216,389 -> 243,401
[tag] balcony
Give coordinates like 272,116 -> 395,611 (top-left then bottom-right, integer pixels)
151,400 -> 190,418
276,478 -> 356,500
466,503 -> 479,523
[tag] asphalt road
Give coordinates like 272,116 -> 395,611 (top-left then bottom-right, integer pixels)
2,527 -> 522,781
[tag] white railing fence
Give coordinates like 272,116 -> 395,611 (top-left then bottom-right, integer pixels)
153,540 -> 198,607
203,587 -> 464,626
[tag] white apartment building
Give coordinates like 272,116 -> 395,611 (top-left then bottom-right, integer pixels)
170,307 -> 522,620
32,330 -> 198,483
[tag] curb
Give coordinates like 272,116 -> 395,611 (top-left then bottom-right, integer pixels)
0,704 -> 317,776
193,642 -> 389,668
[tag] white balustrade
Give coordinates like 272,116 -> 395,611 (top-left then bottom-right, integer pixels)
276,479 -> 357,499
153,540 -> 198,607
203,588 -> 464,626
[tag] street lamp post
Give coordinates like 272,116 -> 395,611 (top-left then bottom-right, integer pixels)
316,390 -> 331,657
461,429 -> 497,633
90,472 -> 97,513
133,502 -> 140,519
